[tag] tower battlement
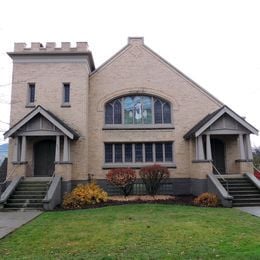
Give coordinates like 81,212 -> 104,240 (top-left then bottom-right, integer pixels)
13,42 -> 89,53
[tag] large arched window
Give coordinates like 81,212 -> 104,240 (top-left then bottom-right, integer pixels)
105,95 -> 171,125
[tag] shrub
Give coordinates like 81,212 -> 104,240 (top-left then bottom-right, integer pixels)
254,170 -> 260,179
62,182 -> 108,209
106,168 -> 136,196
139,164 -> 170,196
194,192 -> 219,207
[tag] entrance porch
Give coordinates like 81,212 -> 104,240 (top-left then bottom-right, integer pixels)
4,106 -> 79,181
184,106 -> 258,179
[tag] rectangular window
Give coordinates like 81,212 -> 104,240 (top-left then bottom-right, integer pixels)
114,144 -> 123,163
145,143 -> 153,162
165,142 -> 173,162
104,142 -> 174,165
125,144 -> 133,162
28,83 -> 35,104
63,83 -> 70,104
105,144 -> 113,163
155,143 -> 163,162
135,143 -> 143,162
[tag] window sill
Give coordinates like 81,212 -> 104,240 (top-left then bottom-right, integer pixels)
192,160 -> 212,163
235,159 -> 253,163
103,124 -> 174,130
103,163 -> 176,169
12,161 -> 28,165
55,161 -> 72,164
25,104 -> 36,108
61,104 -> 71,108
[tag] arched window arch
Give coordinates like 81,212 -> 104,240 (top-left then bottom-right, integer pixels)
105,95 -> 172,125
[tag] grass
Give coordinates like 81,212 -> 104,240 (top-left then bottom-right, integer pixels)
0,204 -> 260,259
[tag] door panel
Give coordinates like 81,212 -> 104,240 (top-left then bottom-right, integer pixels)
34,140 -> 55,176
211,138 -> 226,174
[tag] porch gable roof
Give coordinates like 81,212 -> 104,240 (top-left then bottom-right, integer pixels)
184,105 -> 258,139
4,105 -> 79,139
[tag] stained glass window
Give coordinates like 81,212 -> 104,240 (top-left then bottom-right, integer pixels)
105,95 -> 171,125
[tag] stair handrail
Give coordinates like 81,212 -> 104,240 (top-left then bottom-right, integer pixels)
0,160 -> 35,195
0,164 -> 19,196
245,161 -> 260,176
210,162 -> 229,192
0,164 -> 18,185
252,164 -> 260,174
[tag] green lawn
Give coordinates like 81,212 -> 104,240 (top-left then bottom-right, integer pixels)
0,205 -> 260,259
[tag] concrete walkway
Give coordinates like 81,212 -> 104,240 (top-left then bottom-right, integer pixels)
0,211 -> 42,239
238,207 -> 260,217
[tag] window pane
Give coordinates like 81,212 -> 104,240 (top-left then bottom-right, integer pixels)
154,99 -> 162,123
155,143 -> 163,161
163,102 -> 171,123
105,144 -> 113,163
123,97 -> 134,124
64,84 -> 70,103
29,84 -> 35,103
115,144 -> 122,162
133,96 -> 142,124
165,143 -> 173,162
125,144 -> 132,162
135,143 -> 143,162
145,143 -> 153,162
143,96 -> 152,124
114,100 -> 122,124
105,103 -> 113,124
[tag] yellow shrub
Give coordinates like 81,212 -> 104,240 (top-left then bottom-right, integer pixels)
194,192 -> 219,207
62,183 -> 108,209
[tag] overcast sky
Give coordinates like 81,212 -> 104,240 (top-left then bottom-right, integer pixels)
0,0 -> 260,146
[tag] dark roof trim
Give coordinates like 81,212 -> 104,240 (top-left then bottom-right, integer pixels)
4,105 -> 80,140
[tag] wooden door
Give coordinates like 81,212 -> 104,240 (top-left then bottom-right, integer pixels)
211,138 -> 226,174
34,140 -> 55,176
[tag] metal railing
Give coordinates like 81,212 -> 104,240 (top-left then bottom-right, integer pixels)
0,164 -> 18,196
252,164 -> 260,174
210,162 -> 229,192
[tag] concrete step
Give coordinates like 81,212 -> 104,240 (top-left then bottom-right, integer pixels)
10,194 -> 45,200
5,203 -> 43,208
224,182 -> 255,187
17,183 -> 48,187
233,202 -> 260,207
16,187 -> 48,191
228,186 -> 258,191
20,181 -> 49,185
233,194 -> 260,198
233,198 -> 260,203
13,191 -> 47,195
7,199 -> 43,203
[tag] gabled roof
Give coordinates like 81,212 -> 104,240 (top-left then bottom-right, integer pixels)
90,37 -> 223,106
4,106 -> 79,139
184,106 -> 258,139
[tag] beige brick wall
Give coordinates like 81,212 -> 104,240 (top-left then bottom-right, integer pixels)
89,40 -> 221,179
8,59 -> 90,180
10,39 -> 249,183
